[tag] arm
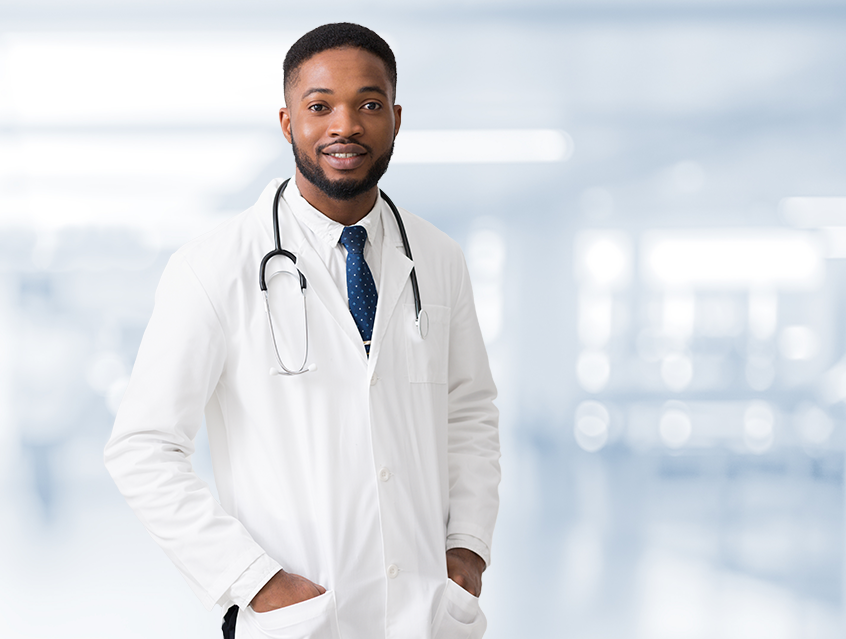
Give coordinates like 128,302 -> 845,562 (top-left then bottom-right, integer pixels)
444,252 -> 502,595
104,254 -> 277,609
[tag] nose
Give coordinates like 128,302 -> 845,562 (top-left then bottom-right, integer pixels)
327,106 -> 364,138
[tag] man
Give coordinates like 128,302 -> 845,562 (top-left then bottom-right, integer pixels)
105,23 -> 500,639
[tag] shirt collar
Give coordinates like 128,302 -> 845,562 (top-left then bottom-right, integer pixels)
285,177 -> 383,250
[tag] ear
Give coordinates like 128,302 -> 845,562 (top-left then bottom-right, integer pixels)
279,108 -> 293,144
393,104 -> 402,138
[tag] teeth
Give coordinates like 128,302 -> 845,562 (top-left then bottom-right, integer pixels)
330,153 -> 358,158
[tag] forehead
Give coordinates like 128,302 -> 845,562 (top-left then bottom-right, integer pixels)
291,47 -> 392,99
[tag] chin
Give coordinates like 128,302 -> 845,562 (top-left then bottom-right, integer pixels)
293,137 -> 393,201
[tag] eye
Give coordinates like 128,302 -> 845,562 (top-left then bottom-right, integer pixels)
362,101 -> 381,111
308,104 -> 328,113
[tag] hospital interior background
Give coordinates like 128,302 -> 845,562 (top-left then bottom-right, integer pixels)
1,1 -> 846,637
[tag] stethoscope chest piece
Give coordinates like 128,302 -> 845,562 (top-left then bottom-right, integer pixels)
416,309 -> 429,339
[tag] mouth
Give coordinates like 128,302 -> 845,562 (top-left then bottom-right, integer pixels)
327,152 -> 361,158
321,144 -> 369,170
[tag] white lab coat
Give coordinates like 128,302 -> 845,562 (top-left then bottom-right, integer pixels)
104,178 -> 501,639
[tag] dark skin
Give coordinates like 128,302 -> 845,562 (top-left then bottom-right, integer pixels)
253,549 -> 485,612
279,47 -> 401,226
252,47 -> 485,614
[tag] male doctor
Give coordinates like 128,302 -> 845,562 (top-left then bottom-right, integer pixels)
105,22 -> 501,639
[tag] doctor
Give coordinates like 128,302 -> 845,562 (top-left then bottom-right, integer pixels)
105,22 -> 500,639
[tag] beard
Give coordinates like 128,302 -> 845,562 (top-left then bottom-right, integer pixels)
292,136 -> 394,201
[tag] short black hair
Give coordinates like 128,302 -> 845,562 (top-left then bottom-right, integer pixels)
283,23 -> 397,103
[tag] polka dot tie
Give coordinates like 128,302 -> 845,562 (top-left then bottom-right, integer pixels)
340,226 -> 378,355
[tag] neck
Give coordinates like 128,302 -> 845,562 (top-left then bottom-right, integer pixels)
294,171 -> 378,226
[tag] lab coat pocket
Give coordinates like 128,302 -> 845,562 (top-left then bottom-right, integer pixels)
240,590 -> 341,639
431,579 -> 487,639
406,304 -> 450,384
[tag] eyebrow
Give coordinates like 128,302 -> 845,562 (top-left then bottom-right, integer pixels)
358,86 -> 388,98
301,87 -> 333,100
300,85 -> 389,100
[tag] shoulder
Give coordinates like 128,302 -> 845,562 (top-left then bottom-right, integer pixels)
386,204 -> 470,310
151,208 -> 260,319
153,181 -> 285,319
392,206 -> 464,262
165,180 -> 281,285
174,207 -> 262,267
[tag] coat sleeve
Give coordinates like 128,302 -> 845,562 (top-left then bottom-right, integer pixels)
103,252 -> 267,610
445,250 -> 502,564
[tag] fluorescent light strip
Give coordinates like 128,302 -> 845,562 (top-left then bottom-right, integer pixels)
0,133 -> 278,188
392,129 -> 573,164
2,33 -> 294,125
641,229 -> 824,290
780,197 -> 846,228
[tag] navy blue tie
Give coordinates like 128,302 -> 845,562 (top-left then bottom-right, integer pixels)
340,226 -> 378,355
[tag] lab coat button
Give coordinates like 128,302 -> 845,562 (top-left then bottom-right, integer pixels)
379,467 -> 391,482
387,564 -> 399,578
370,374 -> 378,386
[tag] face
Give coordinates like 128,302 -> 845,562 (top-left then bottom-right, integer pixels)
280,47 -> 402,201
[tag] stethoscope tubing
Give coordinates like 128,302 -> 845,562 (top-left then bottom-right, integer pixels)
378,189 -> 427,338
259,178 -> 305,293
260,179 -> 426,376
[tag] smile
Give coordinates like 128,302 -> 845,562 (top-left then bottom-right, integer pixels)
328,153 -> 362,158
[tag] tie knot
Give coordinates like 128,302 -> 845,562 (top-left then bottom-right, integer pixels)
340,226 -> 368,255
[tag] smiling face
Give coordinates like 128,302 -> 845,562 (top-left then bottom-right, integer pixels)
279,47 -> 402,222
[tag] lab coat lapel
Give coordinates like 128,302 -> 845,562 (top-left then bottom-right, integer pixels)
369,229 -> 413,369
271,195 -> 367,363
297,243 -> 368,361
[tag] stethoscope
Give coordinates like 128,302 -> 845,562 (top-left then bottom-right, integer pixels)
259,178 -> 428,376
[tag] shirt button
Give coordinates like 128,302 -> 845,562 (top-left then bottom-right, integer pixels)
370,374 -> 378,386
387,564 -> 399,579
379,467 -> 391,482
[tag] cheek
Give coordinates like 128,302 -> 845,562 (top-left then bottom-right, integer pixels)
379,118 -> 399,142
360,120 -> 393,149
290,117 -> 320,145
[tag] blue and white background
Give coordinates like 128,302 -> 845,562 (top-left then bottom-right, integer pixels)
1,1 -> 845,637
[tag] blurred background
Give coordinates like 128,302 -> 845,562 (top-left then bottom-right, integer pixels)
1,0 -> 845,637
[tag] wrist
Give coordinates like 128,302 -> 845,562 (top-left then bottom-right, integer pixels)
447,547 -> 485,573
250,569 -> 285,608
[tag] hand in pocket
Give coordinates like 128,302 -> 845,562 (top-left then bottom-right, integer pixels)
446,548 -> 485,597
251,569 -> 326,613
